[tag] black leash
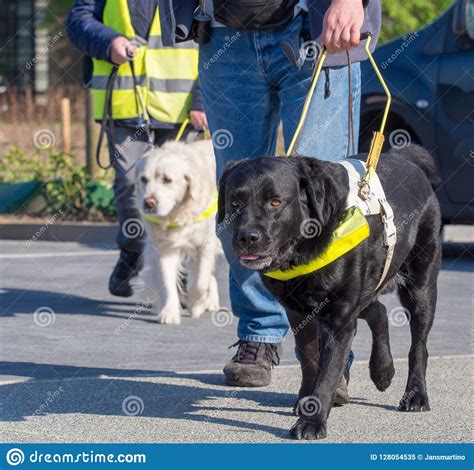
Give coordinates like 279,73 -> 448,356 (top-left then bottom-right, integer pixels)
96,43 -> 154,170
96,65 -> 118,170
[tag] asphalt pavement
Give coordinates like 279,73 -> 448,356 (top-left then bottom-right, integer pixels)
0,232 -> 472,443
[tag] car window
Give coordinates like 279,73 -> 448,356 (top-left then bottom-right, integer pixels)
467,0 -> 474,39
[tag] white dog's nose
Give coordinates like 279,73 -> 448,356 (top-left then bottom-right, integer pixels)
144,197 -> 157,209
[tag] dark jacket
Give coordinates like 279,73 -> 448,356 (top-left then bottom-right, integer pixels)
158,0 -> 381,67
66,0 -> 204,126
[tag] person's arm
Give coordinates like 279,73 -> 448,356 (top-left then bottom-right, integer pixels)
189,80 -> 208,129
66,0 -> 134,63
321,0 -> 366,53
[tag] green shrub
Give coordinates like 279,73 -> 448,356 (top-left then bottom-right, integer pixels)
0,146 -> 115,219
380,0 -> 454,43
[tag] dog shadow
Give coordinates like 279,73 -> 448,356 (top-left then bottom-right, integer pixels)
0,361 -> 296,440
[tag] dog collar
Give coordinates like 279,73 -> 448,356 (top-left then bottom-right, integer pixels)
142,193 -> 218,228
263,206 -> 370,281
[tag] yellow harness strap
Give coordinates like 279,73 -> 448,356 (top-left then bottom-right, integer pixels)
142,193 -> 218,228
264,207 -> 370,281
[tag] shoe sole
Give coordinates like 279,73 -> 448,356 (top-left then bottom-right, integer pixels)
224,371 -> 271,388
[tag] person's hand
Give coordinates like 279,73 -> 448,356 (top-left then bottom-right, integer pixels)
190,110 -> 208,129
109,36 -> 136,65
321,0 -> 365,53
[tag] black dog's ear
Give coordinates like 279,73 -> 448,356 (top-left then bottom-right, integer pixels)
295,158 -> 325,223
217,160 -> 241,223
295,157 -> 348,226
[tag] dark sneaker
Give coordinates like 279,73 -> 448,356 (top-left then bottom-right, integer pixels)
108,250 -> 143,297
334,369 -> 350,406
223,341 -> 281,387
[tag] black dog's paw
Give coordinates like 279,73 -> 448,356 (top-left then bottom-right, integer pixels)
290,417 -> 327,440
370,361 -> 395,392
398,389 -> 430,412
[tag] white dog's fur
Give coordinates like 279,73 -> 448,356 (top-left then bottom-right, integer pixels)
136,140 -> 221,324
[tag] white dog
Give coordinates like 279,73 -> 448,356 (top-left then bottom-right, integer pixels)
135,140 -> 221,325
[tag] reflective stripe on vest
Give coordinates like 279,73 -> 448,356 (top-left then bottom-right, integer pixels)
91,0 -> 198,123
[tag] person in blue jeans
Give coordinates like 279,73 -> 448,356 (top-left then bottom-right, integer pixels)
159,0 -> 381,401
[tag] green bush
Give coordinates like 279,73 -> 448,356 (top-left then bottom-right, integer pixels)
380,0 -> 454,43
0,146 -> 115,219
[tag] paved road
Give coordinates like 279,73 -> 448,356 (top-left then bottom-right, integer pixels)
0,237 -> 472,443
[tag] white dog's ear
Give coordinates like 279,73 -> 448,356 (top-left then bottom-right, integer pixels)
184,171 -> 201,201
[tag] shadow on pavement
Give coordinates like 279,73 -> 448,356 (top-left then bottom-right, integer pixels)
0,361 -> 297,439
0,288 -> 158,322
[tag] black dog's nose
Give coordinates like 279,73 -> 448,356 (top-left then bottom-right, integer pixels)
236,229 -> 260,245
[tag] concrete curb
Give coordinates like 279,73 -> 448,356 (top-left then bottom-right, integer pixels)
0,222 -> 117,244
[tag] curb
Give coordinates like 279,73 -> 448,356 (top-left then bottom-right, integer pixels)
0,222 -> 117,244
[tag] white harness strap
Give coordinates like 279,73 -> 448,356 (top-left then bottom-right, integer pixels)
339,159 -> 397,290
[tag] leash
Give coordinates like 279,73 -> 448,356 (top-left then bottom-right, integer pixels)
96,38 -> 153,170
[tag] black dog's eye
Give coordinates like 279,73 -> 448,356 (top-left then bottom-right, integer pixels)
270,199 -> 281,207
231,200 -> 241,208
163,175 -> 172,184
140,176 -> 148,184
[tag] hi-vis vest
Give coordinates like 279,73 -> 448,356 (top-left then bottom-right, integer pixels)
91,0 -> 198,124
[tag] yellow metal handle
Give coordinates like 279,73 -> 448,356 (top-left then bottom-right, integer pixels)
285,49 -> 328,157
285,32 -> 392,178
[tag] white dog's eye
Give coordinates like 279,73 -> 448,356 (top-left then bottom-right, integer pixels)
140,176 -> 148,184
163,175 -> 172,184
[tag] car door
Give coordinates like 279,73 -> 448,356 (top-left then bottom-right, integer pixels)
435,0 -> 474,210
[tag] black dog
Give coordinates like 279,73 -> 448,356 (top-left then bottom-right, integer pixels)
218,145 -> 441,440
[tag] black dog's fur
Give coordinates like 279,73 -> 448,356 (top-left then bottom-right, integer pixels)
218,145 -> 441,440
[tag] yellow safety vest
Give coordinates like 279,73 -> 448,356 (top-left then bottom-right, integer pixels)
91,0 -> 198,124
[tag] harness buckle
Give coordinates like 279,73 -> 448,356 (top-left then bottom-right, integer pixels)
358,181 -> 370,200
379,198 -> 397,247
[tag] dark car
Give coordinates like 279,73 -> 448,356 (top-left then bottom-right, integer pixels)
360,0 -> 474,225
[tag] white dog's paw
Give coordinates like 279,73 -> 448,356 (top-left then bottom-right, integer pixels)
188,290 -> 208,319
157,307 -> 181,325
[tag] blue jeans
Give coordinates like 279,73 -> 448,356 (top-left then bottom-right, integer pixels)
199,14 -> 361,344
